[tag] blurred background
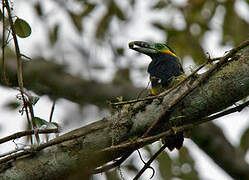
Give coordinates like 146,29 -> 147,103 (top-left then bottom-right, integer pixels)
1,0 -> 249,179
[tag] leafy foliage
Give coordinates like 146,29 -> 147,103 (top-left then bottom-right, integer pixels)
13,18 -> 31,38
34,117 -> 58,129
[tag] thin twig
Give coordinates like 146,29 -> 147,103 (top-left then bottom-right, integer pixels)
92,42 -> 249,174
4,0 -> 23,92
0,118 -> 109,164
4,0 -> 38,145
92,99 -> 249,176
49,101 -> 56,122
91,153 -> 132,174
0,147 -> 26,159
133,144 -> 166,180
20,53 -> 32,60
0,128 -> 59,144
27,98 -> 40,144
46,101 -> 56,142
137,149 -> 146,164
144,40 -> 249,137
136,149 -> 155,179
111,60 -> 209,106
1,0 -> 7,84
23,98 -> 33,145
135,43 -> 249,178
110,53 -> 238,107
0,133 -> 84,164
110,95 -> 159,106
133,99 -> 249,179
91,57 -> 218,174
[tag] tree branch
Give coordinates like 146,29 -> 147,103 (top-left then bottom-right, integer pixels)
191,122 -> 249,180
0,57 -> 144,107
0,47 -> 249,179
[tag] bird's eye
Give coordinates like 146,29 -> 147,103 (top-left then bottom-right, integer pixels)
155,43 -> 164,50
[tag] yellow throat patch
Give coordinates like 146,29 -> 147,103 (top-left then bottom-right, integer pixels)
160,49 -> 177,57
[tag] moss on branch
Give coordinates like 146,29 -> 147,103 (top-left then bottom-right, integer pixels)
1,50 -> 249,179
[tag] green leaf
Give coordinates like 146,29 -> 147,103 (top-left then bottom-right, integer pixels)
34,117 -> 47,127
4,101 -> 20,110
34,2 -> 43,17
240,127 -> 249,153
110,1 -> 125,21
32,97 -> 40,105
69,11 -> 83,32
13,18 -> 32,38
34,117 -> 58,129
95,12 -> 112,39
116,48 -> 124,55
81,2 -> 96,18
49,24 -> 59,46
67,3 -> 96,33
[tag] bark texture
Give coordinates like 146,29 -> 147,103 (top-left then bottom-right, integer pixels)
1,51 -> 249,179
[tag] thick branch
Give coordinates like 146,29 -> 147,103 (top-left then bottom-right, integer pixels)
191,122 -> 249,180
0,57 -> 144,107
1,50 -> 249,179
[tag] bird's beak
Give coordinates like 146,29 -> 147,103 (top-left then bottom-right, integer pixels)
129,41 -> 157,55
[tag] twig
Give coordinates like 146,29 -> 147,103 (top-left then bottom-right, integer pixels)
26,98 -> 40,144
91,51 -> 229,174
110,53 -> 239,107
1,0 -> 7,84
49,101 -> 56,122
91,153 -> 132,174
5,0 -> 39,145
137,149 -> 146,164
136,149 -> 155,179
144,40 -> 249,137
110,95 -> 159,106
92,99 -> 249,175
111,59 -> 209,106
0,150 -> 28,165
0,128 -> 59,144
132,99 -> 249,179
199,100 -> 249,122
133,144 -> 167,180
0,118 -> 109,164
0,133 -> 84,164
92,44 -> 249,174
134,42 -> 249,177
23,98 -> 33,145
0,147 -> 26,159
4,0 -> 23,92
20,53 -> 32,60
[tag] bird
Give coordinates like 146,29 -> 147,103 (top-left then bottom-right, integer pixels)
129,41 -> 184,151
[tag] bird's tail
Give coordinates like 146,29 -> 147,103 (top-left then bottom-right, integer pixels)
161,131 -> 184,151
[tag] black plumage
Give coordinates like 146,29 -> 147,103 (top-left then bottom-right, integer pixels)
129,41 -> 184,151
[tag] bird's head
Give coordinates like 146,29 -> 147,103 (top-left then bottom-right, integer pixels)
129,41 -> 177,58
